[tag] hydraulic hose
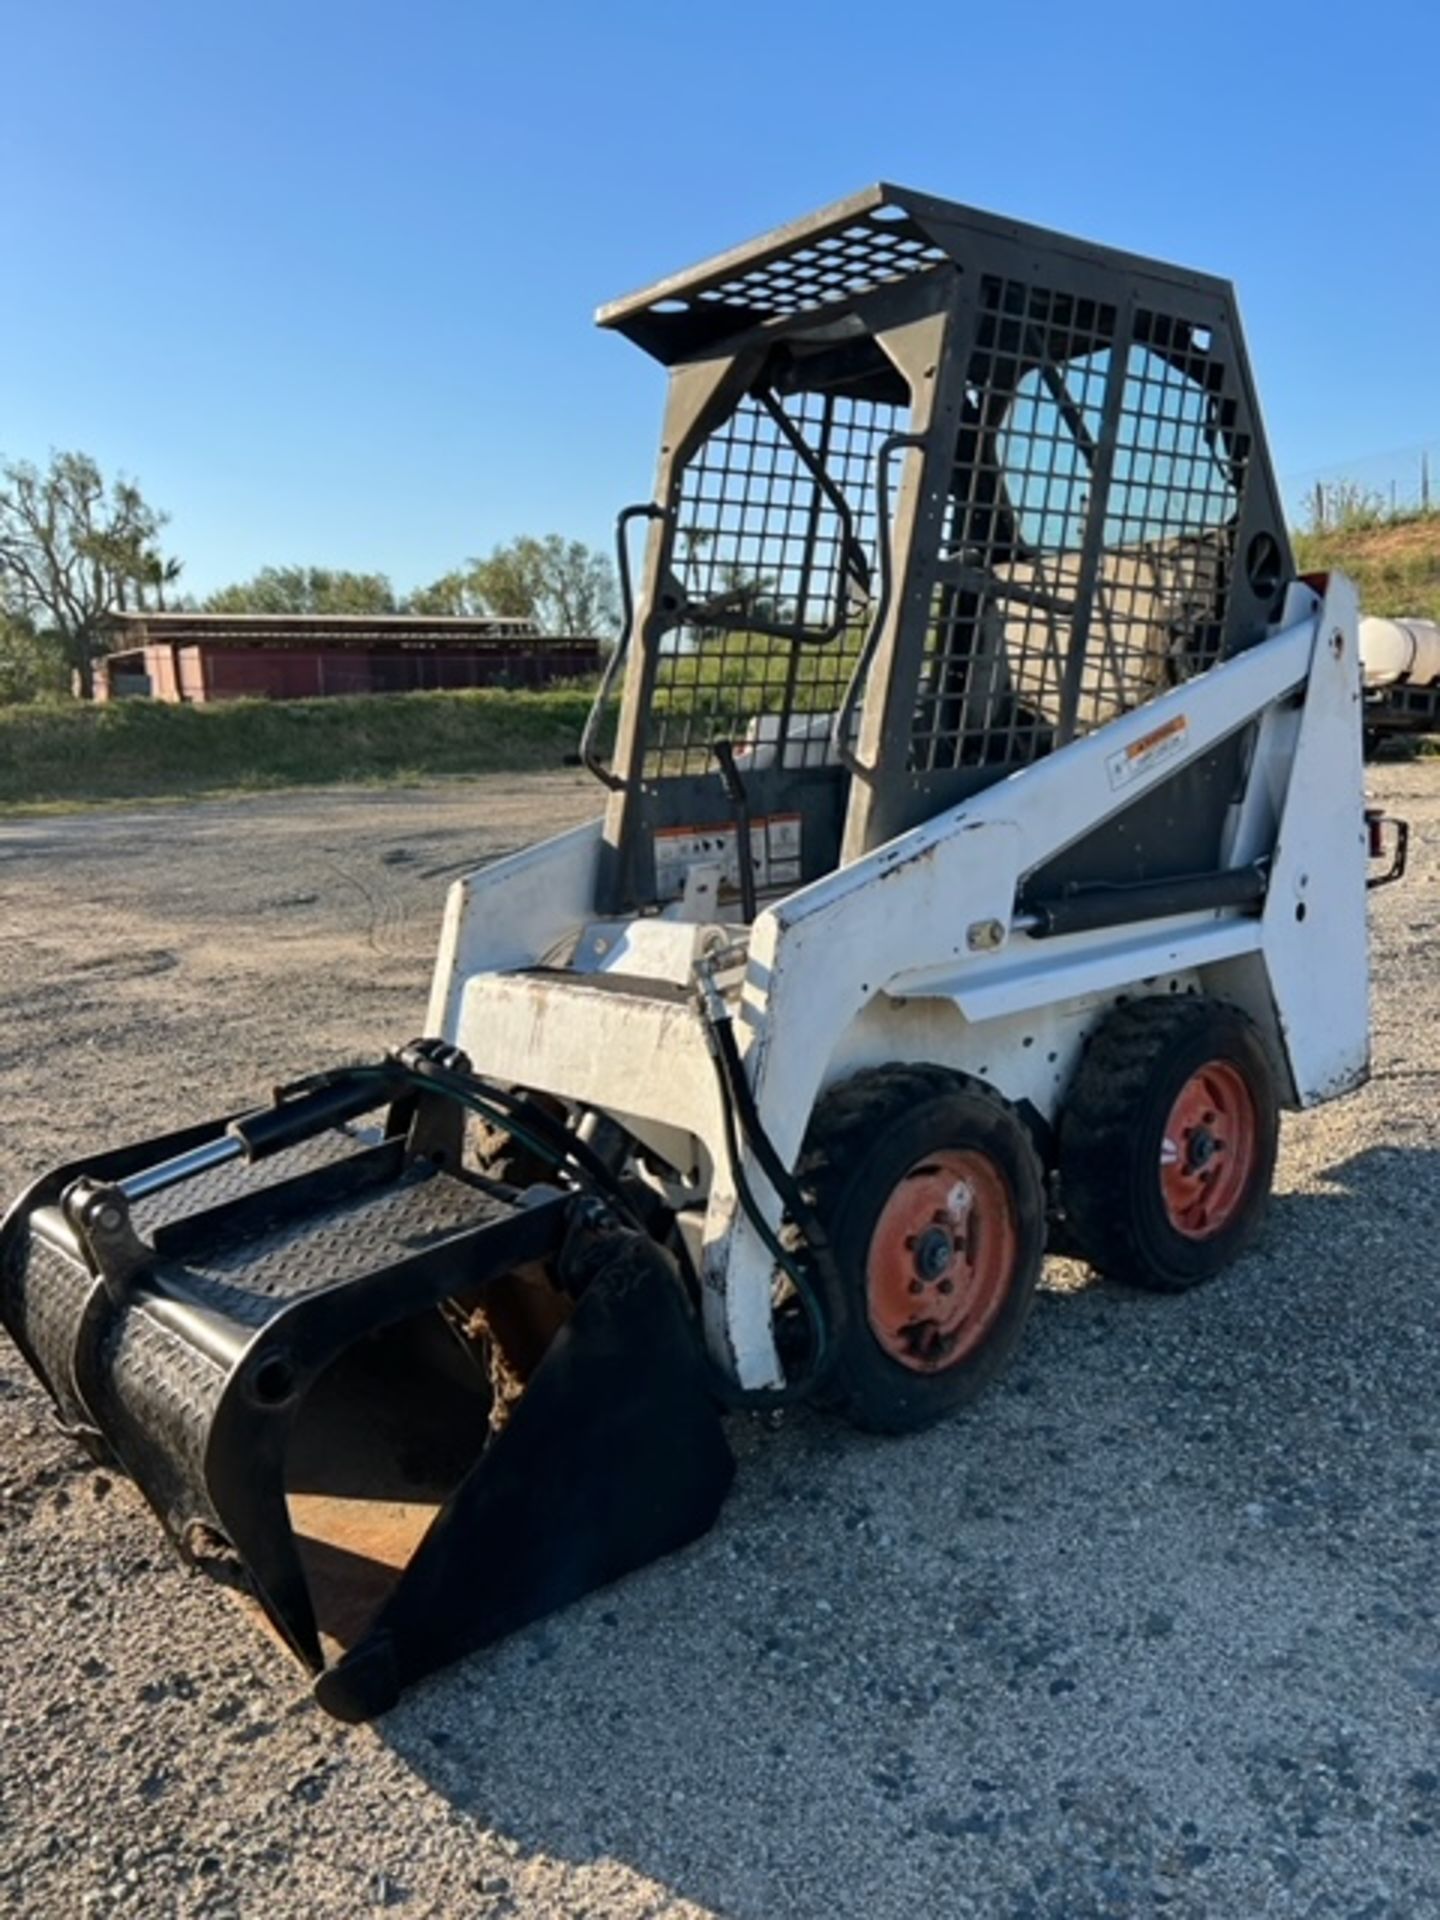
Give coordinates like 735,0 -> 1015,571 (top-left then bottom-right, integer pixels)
409,1044 -> 829,1407
278,1029 -> 836,1408
277,1051 -> 642,1226
694,973 -> 836,1408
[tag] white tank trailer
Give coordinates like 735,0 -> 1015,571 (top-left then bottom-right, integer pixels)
1360,615 -> 1440,687
1359,614 -> 1440,749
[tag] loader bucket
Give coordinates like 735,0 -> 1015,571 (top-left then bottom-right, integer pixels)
0,1113 -> 734,1720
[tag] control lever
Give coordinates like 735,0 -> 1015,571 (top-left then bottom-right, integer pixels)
712,739 -> 758,924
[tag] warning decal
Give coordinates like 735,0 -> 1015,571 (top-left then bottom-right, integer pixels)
1105,713 -> 1189,792
653,813 -> 803,898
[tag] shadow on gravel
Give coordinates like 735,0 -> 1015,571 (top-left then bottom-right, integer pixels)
1266,1142 -> 1440,1267
363,1141 -> 1440,1919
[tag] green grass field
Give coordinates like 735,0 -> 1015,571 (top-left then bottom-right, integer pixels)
0,632 -> 850,808
0,684 -> 601,808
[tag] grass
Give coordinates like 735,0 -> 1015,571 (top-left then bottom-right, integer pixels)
0,684 -> 604,808
4,521 -> 1438,810
1293,506 -> 1440,623
0,629 -> 850,809
1296,505 -> 1440,752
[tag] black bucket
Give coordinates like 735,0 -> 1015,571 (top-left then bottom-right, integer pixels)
0,1121 -> 734,1719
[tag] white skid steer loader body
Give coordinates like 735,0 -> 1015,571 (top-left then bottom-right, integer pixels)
428,573 -> 1368,1390
4,188 -> 1391,1725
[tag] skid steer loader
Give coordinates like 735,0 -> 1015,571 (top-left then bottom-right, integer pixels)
0,186 -> 1408,1721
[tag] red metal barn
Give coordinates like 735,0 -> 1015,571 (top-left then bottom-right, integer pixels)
96,614 -> 600,702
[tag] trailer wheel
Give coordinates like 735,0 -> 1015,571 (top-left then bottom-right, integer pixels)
797,1067 -> 1045,1434
1056,997 -> 1279,1291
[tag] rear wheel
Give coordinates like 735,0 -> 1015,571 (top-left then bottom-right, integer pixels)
797,1066 -> 1045,1434
1057,996 -> 1280,1291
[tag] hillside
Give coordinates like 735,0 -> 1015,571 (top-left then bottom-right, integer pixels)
1292,509 -> 1440,622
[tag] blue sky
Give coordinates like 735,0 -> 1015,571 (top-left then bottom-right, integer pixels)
4,0 -> 1437,600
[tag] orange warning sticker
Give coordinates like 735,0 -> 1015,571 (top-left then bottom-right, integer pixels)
1105,713 -> 1189,791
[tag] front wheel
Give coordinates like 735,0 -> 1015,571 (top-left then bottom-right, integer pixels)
796,1066 -> 1046,1434
1057,997 -> 1280,1291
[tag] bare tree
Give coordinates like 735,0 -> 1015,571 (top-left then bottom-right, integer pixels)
0,451 -> 174,695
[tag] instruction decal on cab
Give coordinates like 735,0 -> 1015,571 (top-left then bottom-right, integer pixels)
654,814 -> 803,897
1106,713 -> 1189,791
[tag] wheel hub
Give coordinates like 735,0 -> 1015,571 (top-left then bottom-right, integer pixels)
1159,1061 -> 1259,1239
1186,1127 -> 1218,1169
866,1151 -> 1016,1373
912,1223 -> 956,1283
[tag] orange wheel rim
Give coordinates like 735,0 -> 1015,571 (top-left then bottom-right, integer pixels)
865,1150 -> 1017,1374
1159,1060 -> 1258,1239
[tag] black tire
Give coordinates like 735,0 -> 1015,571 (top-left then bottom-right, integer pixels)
1056,996 -> 1279,1292
796,1065 -> 1046,1435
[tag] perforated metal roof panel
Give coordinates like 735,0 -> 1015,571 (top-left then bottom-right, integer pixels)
597,183 -> 1234,365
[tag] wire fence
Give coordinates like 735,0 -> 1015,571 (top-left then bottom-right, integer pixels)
1281,441 -> 1439,532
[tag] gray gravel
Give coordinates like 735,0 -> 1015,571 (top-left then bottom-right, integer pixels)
0,763 -> 1436,1920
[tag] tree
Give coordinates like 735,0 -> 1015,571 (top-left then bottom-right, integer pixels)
0,610 -> 68,703
0,451 -> 176,696
138,550 -> 185,611
405,570 -> 490,618
205,565 -> 398,616
410,535 -> 618,635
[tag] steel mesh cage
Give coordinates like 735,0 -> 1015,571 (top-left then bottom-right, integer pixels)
597,185 -> 1291,902
912,280 -> 1257,773
643,387 -> 907,776
683,212 -> 948,322
599,194 -> 954,360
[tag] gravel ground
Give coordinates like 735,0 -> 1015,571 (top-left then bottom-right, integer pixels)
0,764 -> 1436,1920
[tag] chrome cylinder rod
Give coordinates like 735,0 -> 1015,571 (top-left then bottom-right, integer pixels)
119,1134 -> 244,1203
